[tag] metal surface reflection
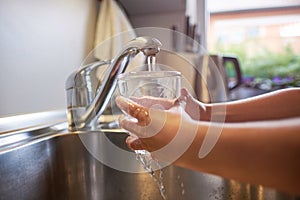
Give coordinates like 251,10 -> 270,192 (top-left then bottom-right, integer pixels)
0,112 -> 298,200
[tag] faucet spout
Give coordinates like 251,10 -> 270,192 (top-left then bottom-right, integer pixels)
66,36 -> 162,130
89,37 -> 162,122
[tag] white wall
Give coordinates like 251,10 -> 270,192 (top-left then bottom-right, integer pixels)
0,0 -> 207,117
121,0 -> 207,48
0,0 -> 98,116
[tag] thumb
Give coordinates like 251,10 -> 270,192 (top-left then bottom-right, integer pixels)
126,136 -> 146,150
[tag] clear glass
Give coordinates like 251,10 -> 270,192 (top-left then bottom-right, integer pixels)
117,71 -> 181,100
117,70 -> 182,156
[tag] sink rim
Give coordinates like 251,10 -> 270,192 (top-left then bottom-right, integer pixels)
0,109 -> 125,155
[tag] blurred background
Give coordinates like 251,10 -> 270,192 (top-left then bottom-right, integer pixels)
0,0 -> 299,116
207,0 -> 300,85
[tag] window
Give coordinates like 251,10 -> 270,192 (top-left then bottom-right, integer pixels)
207,0 -> 300,89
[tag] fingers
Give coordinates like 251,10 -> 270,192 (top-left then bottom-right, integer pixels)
173,87 -> 189,107
119,107 -> 166,139
118,115 -> 141,134
180,87 -> 189,97
116,96 -> 151,125
130,96 -> 175,110
116,96 -> 134,114
126,136 -> 145,150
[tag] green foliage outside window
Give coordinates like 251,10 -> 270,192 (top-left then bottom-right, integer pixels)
212,42 -> 300,89
215,44 -> 299,77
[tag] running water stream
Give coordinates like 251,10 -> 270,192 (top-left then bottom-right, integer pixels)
135,150 -> 167,199
134,55 -> 168,199
147,55 -> 157,72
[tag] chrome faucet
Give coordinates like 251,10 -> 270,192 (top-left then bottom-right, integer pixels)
65,36 -> 162,131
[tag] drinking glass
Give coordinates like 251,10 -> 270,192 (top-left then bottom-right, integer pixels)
117,70 -> 181,199
117,71 -> 181,100
117,70 -> 182,153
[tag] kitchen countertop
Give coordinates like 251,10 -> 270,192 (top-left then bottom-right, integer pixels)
229,85 -> 271,101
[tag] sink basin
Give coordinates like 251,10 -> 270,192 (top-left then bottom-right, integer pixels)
0,111 -> 296,200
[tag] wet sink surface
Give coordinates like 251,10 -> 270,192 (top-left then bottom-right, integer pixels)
0,129 -> 296,200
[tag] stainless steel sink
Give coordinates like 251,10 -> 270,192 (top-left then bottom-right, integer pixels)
0,111 -> 297,200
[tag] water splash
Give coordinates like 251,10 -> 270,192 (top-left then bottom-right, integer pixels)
177,175 -> 186,196
136,150 -> 167,199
